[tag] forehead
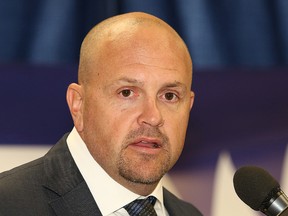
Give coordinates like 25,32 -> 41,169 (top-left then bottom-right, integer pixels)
83,20 -> 192,88
97,58 -> 191,97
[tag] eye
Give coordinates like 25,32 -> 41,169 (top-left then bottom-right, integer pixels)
119,89 -> 135,98
165,92 -> 175,100
163,92 -> 179,102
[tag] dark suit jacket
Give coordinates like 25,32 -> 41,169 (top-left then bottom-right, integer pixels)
0,134 -> 202,216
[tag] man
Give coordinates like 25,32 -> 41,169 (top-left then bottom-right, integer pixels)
0,12 -> 202,215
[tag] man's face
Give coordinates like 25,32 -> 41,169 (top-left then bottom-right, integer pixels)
79,26 -> 194,190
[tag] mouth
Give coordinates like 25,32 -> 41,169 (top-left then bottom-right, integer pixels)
129,137 -> 163,151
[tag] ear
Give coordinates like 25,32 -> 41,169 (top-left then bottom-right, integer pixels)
189,91 -> 195,110
66,83 -> 84,132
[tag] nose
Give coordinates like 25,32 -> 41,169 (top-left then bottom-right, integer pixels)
137,98 -> 164,127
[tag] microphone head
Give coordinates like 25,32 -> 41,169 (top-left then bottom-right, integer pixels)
233,166 -> 280,211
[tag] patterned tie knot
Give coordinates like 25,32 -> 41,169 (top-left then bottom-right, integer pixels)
124,196 -> 157,216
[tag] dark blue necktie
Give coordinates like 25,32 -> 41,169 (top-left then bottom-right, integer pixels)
124,196 -> 157,216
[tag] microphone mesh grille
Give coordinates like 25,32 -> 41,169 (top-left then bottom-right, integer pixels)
233,166 -> 280,210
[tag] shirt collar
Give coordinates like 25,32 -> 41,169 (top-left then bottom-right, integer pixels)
67,127 -> 165,216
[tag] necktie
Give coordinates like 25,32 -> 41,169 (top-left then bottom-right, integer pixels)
124,196 -> 157,216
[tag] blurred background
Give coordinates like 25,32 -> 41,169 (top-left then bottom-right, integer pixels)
0,1 -> 288,215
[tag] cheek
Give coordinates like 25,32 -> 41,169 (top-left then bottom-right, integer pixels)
84,102 -> 134,147
165,111 -> 190,151
83,112 -> 119,167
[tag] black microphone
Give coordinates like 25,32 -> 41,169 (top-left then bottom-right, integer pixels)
233,166 -> 288,216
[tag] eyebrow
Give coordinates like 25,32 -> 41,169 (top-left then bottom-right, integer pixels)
116,77 -> 144,85
104,77 -> 144,91
162,81 -> 188,94
163,81 -> 186,88
106,77 -> 188,92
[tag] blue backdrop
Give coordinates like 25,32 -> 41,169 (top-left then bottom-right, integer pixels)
1,0 -> 288,67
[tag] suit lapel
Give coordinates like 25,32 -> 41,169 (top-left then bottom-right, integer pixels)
163,188 -> 189,216
42,134 -> 102,216
164,188 -> 181,216
163,188 -> 202,216
49,181 -> 102,216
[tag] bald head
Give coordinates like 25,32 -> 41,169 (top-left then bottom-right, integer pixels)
67,12 -> 195,194
78,12 -> 192,86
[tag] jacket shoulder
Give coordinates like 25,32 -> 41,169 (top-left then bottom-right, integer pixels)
0,156 -> 44,186
0,157 -> 50,215
0,134 -> 70,215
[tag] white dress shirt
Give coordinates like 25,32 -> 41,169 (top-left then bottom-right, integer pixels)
67,127 -> 168,216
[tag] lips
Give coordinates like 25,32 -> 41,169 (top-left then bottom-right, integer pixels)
130,138 -> 162,149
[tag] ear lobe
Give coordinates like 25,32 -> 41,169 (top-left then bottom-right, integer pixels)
66,83 -> 84,132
